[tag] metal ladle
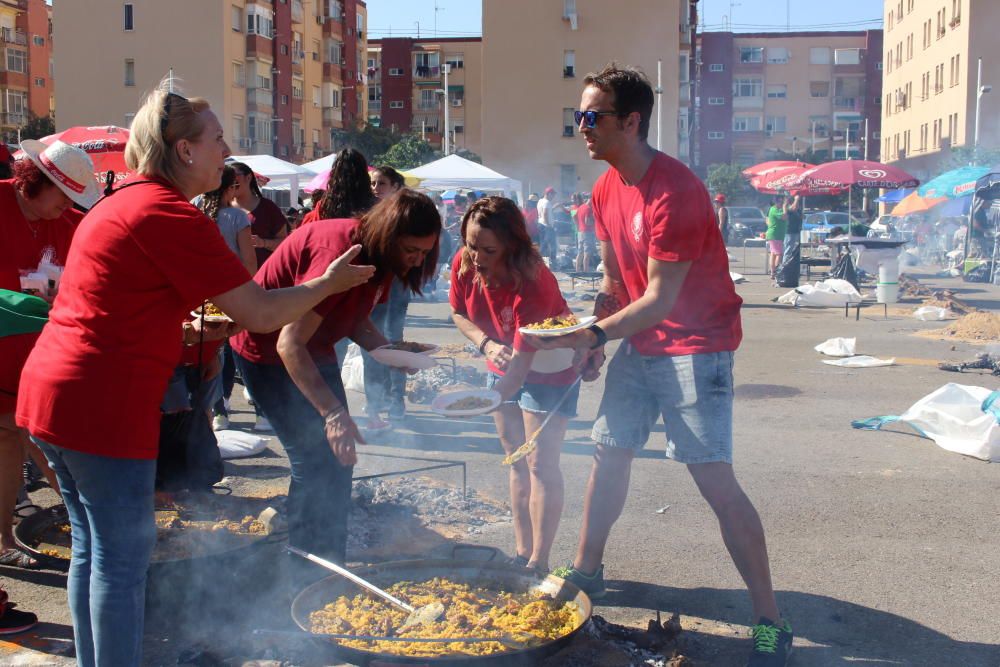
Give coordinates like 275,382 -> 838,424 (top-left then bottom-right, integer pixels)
287,546 -> 445,628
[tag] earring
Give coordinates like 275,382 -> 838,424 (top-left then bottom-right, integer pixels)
187,159 -> 194,164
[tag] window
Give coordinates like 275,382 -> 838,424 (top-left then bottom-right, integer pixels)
906,33 -> 913,60
123,3 -> 134,30
232,61 -> 245,87
247,6 -> 274,38
809,116 -> 830,137
124,112 -> 135,128
834,48 -> 861,65
563,0 -> 576,18
326,39 -> 343,64
709,63 -> 724,72
707,131 -> 725,140
445,54 -> 464,69
123,58 -> 135,86
733,78 -> 762,98
739,46 -> 763,63
231,5 -> 242,31
280,94 -> 288,105
388,100 -> 404,109
563,50 -> 575,78
562,108 -> 576,137
33,77 -> 44,87
708,97 -> 725,105
766,84 -> 787,99
419,89 -> 437,110
453,124 -> 464,134
32,35 -> 43,46
809,81 -> 830,97
733,116 -> 761,132
329,88 -> 340,107
232,115 -> 243,142
313,85 -> 321,107
809,47 -> 831,65
766,47 -> 789,64
280,44 -> 288,56
765,116 -> 786,134
389,67 -> 403,76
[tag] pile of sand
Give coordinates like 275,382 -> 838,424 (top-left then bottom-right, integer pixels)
921,296 -> 977,315
917,311 -> 1000,343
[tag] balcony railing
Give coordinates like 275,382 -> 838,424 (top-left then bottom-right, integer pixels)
0,28 -> 26,45
291,0 -> 304,23
247,87 -> 273,107
323,107 -> 343,124
0,111 -> 25,127
417,101 -> 440,111
833,96 -> 859,110
413,65 -> 440,79
369,99 -> 381,111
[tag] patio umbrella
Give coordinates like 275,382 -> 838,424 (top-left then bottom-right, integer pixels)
14,125 -> 131,191
917,165 -> 991,199
892,191 -> 947,216
741,160 -> 813,178
750,165 -> 845,196
876,188 -> 914,203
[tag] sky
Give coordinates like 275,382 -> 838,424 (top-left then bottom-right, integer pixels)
364,1 -> 882,39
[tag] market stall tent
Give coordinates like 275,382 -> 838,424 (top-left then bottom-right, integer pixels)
226,154 -> 314,206
406,154 -> 523,199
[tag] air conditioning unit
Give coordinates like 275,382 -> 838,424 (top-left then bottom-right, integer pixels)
239,138 -> 253,148
451,98 -> 462,107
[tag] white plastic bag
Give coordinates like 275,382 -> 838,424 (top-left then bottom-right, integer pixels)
340,342 -> 365,393
822,355 -> 895,368
215,430 -> 268,459
778,279 -> 862,308
730,271 -> 746,283
853,384 -> 1000,462
913,306 -> 951,321
814,337 -> 857,357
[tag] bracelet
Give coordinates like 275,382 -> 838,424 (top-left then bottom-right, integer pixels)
587,324 -> 608,349
322,406 -> 346,424
477,335 -> 493,354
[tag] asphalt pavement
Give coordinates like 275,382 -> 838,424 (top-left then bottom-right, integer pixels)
2,247 -> 998,666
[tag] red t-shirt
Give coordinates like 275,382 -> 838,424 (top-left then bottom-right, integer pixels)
231,218 -> 392,366
523,208 -> 539,240
449,253 -> 575,386
248,196 -> 288,266
16,177 -> 251,459
592,152 -> 742,356
0,180 -> 82,413
575,202 -> 594,233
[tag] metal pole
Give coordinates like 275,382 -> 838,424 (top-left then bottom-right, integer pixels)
443,64 -> 450,155
811,120 -> 816,152
863,117 -> 869,160
421,119 -> 426,141
974,57 -> 983,150
656,59 -> 663,151
863,118 -> 870,216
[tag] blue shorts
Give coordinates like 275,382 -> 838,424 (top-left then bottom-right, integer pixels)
591,346 -> 735,464
487,372 -> 579,418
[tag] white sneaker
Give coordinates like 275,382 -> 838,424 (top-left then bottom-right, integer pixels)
223,397 -> 231,413
212,414 -> 230,431
242,386 -> 255,406
254,416 -> 274,432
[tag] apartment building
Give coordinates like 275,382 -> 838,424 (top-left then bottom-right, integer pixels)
695,30 -> 883,173
481,0 -> 694,197
881,0 -> 1000,179
0,0 -> 53,141
367,37 -> 483,157
54,0 -> 367,162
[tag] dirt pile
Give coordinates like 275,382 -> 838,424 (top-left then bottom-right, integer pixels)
918,311 -> 1000,343
899,274 -> 978,314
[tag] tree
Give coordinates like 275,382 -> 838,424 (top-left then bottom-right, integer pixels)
335,123 -> 402,163
453,148 -> 482,164
705,163 -> 748,202
375,134 -> 440,171
8,112 -> 54,143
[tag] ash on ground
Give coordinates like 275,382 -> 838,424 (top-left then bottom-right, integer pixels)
347,476 -> 510,554
540,613 -> 692,667
407,352 -> 489,404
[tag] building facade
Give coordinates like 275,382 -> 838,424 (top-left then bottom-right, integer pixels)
481,0 -> 693,197
880,0 -> 1000,180
367,37 -> 483,157
695,30 -> 883,174
53,0 -> 367,162
0,0 -> 53,141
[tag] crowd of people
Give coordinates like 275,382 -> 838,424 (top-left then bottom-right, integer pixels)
0,64 -> 793,667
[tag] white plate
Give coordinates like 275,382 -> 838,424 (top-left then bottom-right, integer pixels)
529,348 -> 575,373
431,389 -> 502,417
518,315 -> 597,337
190,310 -> 232,323
370,345 -> 438,370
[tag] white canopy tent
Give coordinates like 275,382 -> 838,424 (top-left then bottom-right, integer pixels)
406,154 -> 522,199
226,154 -> 315,204
301,153 -> 338,173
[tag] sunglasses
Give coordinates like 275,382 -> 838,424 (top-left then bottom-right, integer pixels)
160,92 -> 187,137
574,109 -> 623,129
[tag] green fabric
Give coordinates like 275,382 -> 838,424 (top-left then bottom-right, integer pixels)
0,289 -> 50,337
765,205 -> 787,240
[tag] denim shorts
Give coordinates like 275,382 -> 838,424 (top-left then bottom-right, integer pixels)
591,346 -> 734,464
487,372 -> 580,418
577,230 -> 597,253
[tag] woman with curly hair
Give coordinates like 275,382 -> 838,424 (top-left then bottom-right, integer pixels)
301,148 -> 375,225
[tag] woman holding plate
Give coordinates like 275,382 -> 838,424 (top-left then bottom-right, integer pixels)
449,196 -> 583,572
231,189 -> 440,575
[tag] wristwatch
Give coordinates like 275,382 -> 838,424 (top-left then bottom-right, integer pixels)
587,324 -> 607,349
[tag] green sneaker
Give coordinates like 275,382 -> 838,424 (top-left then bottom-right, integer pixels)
746,617 -> 793,666
551,564 -> 607,599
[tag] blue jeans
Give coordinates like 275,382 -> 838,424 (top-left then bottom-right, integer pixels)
363,278 -> 411,416
33,439 -> 156,667
234,355 -> 353,581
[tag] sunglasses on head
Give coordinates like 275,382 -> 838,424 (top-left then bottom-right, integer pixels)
160,92 -> 187,137
574,109 -> 623,129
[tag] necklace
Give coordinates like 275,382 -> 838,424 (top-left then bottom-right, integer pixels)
25,218 -> 41,239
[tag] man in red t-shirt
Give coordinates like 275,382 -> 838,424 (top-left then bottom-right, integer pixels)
540,64 -> 791,665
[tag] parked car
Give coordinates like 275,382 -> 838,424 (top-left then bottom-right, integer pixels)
802,211 -> 870,236
725,206 -> 767,243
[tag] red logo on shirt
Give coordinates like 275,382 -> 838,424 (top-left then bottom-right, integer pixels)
631,212 -> 644,242
500,306 -> 514,332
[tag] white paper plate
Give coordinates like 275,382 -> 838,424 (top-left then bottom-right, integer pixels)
431,389 -> 502,417
190,310 -> 232,323
529,348 -> 575,373
370,345 -> 438,370
518,315 -> 597,337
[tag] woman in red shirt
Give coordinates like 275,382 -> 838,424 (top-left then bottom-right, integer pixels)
300,148 -> 376,227
0,141 -> 92,569
230,161 -> 289,266
449,197 -> 580,572
16,87 -> 374,667
232,189 -> 439,574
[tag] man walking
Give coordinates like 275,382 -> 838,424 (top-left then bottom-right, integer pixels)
542,64 -> 792,666
536,186 -> 559,266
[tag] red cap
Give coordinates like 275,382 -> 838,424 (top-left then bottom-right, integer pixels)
714,193 -> 726,203
544,187 -> 556,195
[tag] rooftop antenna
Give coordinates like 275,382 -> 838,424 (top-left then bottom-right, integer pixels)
414,20 -> 420,38
434,1 -> 444,37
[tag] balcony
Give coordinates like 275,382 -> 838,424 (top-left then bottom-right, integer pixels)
833,96 -> 860,111
322,62 -> 343,82
417,101 -> 440,111
322,106 -> 343,126
291,0 -> 304,24
0,111 -> 25,127
247,87 -> 273,109
369,99 -> 381,112
413,65 -> 440,80
0,28 -> 27,46
291,97 -> 303,116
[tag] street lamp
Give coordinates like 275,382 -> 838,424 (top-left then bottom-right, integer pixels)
975,57 -> 991,151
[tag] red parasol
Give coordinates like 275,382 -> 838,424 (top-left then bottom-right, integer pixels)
750,165 -> 846,196
790,160 -> 919,190
14,125 -> 131,190
741,160 -> 813,178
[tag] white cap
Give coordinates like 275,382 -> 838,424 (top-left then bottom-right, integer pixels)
19,139 -> 100,210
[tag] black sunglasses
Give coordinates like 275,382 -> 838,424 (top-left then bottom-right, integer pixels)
160,92 -> 187,137
574,109 -> 623,129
